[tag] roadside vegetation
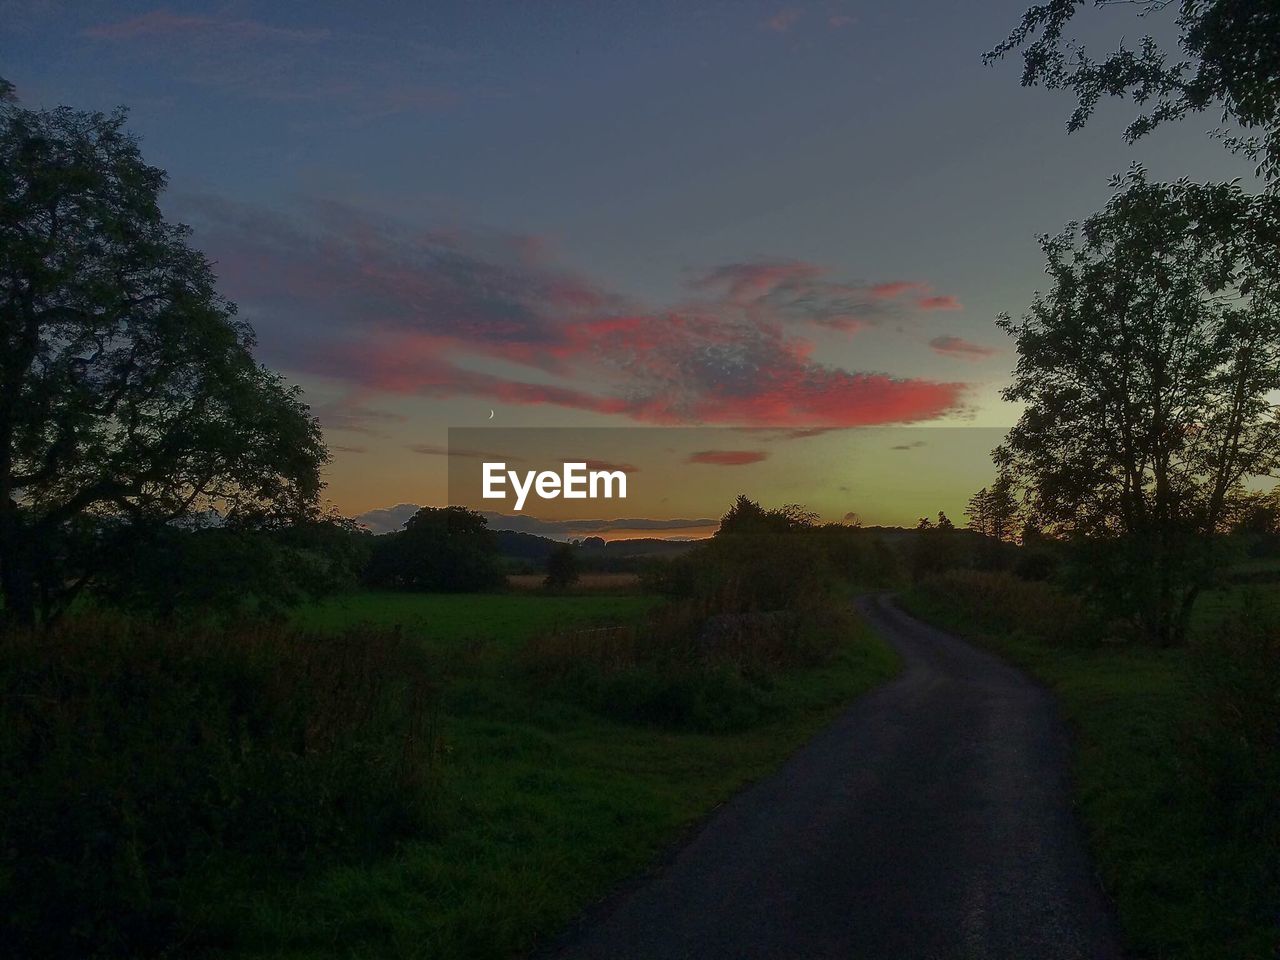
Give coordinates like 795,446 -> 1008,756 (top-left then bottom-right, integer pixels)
898,564 -> 1279,960
1,495 -> 899,959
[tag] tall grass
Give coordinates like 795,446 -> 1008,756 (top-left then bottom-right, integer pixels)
912,568 -> 1100,644
0,616 -> 441,959
522,584 -> 854,732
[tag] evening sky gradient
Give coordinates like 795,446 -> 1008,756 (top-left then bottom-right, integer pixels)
1,1 -> 1252,526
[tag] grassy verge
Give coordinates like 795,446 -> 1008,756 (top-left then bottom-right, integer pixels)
902,578 -> 1278,960
219,590 -> 899,958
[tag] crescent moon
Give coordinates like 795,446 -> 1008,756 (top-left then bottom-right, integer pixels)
488,409 -> 495,420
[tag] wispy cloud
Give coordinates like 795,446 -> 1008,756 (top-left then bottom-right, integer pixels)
765,7 -> 802,32
928,335 -> 997,360
183,195 -> 969,430
917,295 -> 963,311
686,450 -> 769,466
408,444 -> 527,461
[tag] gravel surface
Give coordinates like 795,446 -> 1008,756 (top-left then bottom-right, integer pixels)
549,593 -> 1122,960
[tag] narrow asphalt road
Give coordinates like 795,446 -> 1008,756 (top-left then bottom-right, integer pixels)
550,594 -> 1121,960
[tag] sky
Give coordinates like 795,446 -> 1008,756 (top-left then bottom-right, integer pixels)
1,0 -> 1255,531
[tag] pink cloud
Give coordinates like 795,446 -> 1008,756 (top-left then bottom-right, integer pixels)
929,335 -> 998,360
829,15 -> 855,29
686,451 -> 770,466
870,281 -> 921,299
185,197 -> 970,431
765,7 -> 802,32
917,295 -> 963,311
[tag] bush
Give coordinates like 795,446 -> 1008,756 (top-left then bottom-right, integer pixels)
544,542 -> 580,589
0,617 -> 441,958
912,569 -> 1100,645
522,595 -> 852,732
362,506 -> 504,592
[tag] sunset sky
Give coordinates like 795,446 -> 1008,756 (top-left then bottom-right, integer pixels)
3,0 -> 1252,529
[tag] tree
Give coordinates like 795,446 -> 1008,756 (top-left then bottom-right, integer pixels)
988,1 -> 1280,187
362,507 -> 503,592
965,473 -> 1021,542
997,169 -> 1280,643
544,542 -> 580,589
0,90 -> 327,625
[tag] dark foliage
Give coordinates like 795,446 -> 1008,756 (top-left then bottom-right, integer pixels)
0,617 -> 440,958
0,88 -> 327,627
988,0 -> 1280,187
362,506 -> 504,592
544,541 -> 580,589
91,515 -> 371,620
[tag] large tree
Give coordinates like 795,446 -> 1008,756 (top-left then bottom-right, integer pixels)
988,0 -> 1280,188
997,168 -> 1280,643
0,86 -> 327,625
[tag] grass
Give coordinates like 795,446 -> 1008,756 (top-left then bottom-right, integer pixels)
903,580 -> 1278,960
291,590 -> 656,650
211,589 -> 900,959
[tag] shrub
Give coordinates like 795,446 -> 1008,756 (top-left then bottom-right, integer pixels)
0,617 -> 441,958
362,506 -> 505,592
913,569 -> 1099,645
544,542 -> 580,590
522,594 -> 852,731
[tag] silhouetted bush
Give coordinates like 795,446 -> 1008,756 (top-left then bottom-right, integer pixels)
913,569 -> 1100,645
362,506 -> 504,592
92,517 -> 371,621
0,617 -> 441,958
544,542 -> 580,589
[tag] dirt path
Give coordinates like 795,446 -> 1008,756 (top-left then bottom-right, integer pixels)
550,594 -> 1121,959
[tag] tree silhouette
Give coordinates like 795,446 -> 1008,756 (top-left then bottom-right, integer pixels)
544,542 -> 580,590
988,0 -> 1280,187
997,168 -> 1280,643
0,90 -> 327,625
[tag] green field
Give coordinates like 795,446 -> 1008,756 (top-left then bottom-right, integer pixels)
292,590 -> 657,649
205,590 -> 900,958
903,584 -> 1278,960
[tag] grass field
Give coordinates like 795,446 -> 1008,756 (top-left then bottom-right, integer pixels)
291,589 -> 655,648
903,583 -> 1278,960
213,589 -> 901,958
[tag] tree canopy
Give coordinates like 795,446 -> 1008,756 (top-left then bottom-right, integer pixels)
0,90 -> 327,624
997,168 -> 1280,641
988,0 -> 1280,187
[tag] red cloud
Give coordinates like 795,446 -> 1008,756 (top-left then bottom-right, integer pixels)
929,335 -> 998,360
187,198 -> 970,431
917,295 -> 963,311
870,281 -> 920,299
686,451 -> 769,466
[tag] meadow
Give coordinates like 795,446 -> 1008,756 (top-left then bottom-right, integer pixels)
2,578 -> 899,959
242,588 -> 899,958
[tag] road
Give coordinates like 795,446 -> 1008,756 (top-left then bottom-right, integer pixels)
550,594 -> 1121,960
